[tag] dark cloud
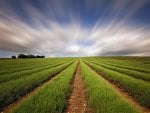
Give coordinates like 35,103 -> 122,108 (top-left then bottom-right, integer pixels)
100,49 -> 149,56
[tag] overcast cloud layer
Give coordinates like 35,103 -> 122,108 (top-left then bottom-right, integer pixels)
0,0 -> 150,57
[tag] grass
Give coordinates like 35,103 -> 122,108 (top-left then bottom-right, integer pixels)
100,61 -> 150,74
80,60 -> 141,113
0,57 -> 149,112
84,60 -> 150,108
12,61 -> 77,113
0,61 -> 74,109
0,62 -> 66,83
88,60 -> 150,82
83,57 -> 150,73
0,58 -> 73,75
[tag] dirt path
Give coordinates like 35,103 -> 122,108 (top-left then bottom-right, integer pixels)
66,62 -> 93,113
0,67 -> 68,113
96,71 -> 150,113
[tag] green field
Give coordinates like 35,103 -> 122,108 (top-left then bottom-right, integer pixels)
0,57 -> 150,113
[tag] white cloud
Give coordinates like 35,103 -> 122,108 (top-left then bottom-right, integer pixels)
0,0 -> 150,57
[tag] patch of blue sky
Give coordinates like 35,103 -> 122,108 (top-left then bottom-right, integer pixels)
76,39 -> 95,47
0,51 -> 18,58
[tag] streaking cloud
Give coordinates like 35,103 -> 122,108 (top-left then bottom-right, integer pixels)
0,0 -> 150,57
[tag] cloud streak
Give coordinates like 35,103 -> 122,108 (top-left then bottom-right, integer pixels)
0,0 -> 150,57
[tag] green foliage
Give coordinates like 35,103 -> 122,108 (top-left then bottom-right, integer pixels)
11,56 -> 16,59
84,57 -> 150,73
0,57 -> 149,112
0,60 -> 74,109
12,62 -> 77,113
17,54 -> 45,58
80,61 -> 141,113
85,61 -> 150,108
0,62 -> 66,83
88,61 -> 150,82
0,58 -> 74,75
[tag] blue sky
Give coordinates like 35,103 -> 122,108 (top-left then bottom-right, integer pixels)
0,0 -> 150,57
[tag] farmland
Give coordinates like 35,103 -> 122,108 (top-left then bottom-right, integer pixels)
0,57 -> 150,113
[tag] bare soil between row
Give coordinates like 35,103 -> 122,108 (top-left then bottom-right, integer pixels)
66,62 -> 93,113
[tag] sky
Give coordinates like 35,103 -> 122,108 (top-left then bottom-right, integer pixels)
0,0 -> 150,57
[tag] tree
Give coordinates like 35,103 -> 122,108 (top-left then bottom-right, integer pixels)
17,54 -> 45,58
11,56 -> 16,59
18,54 -> 26,58
40,55 -> 45,58
27,54 -> 35,58
35,55 -> 45,58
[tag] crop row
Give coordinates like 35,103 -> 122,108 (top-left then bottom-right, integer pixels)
106,58 -> 150,70
80,60 -> 141,113
84,60 -> 150,108
83,57 -> 150,74
12,61 -> 77,113
0,58 -> 73,75
100,61 -> 150,74
86,60 -> 150,82
0,59 -> 47,70
0,61 -> 67,84
0,59 -> 72,76
0,60 -> 74,109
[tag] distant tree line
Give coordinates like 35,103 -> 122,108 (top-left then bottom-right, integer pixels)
11,54 -> 45,59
